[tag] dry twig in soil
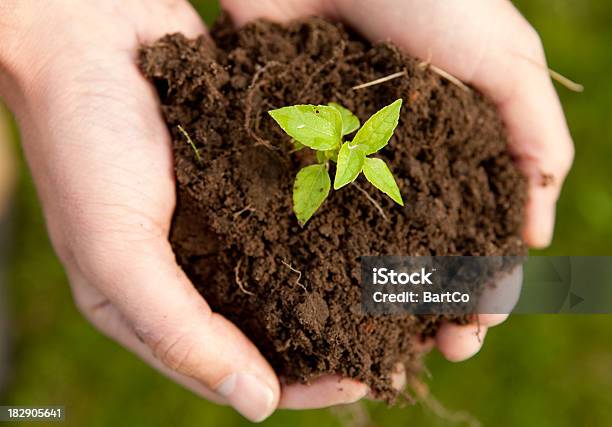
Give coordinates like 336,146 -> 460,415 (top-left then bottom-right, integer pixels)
235,257 -> 254,296
351,70 -> 407,90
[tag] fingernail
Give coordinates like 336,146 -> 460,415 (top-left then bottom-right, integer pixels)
391,363 -> 407,391
217,373 -> 275,422
528,197 -> 555,248
339,382 -> 370,404
533,210 -> 554,248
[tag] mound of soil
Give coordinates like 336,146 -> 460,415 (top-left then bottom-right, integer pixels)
139,14 -> 527,401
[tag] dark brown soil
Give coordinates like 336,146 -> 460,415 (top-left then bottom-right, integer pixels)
139,14 -> 527,401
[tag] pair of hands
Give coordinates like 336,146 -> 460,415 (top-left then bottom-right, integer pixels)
0,0 -> 573,422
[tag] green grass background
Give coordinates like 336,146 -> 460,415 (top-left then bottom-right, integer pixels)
2,0 -> 612,426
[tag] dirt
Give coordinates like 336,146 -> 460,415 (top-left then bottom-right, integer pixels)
139,14 -> 527,402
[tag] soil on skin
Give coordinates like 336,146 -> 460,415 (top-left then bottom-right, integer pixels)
139,14 -> 527,401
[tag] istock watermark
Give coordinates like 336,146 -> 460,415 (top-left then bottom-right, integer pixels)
361,256 -> 612,315
370,267 -> 471,304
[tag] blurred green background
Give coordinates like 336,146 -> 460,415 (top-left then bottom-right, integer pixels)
1,0 -> 611,426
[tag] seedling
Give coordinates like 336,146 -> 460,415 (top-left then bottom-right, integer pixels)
177,125 -> 202,164
269,99 -> 404,225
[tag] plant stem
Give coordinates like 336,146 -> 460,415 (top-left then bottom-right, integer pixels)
177,125 -> 203,165
352,182 -> 389,222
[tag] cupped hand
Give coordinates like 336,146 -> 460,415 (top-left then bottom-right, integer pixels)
221,0 -> 574,405
1,0 -> 284,422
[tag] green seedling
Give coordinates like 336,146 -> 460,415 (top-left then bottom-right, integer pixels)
269,99 -> 404,225
177,124 -> 202,164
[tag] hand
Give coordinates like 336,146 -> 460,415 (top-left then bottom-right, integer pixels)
1,0 -> 284,422
221,0 -> 574,400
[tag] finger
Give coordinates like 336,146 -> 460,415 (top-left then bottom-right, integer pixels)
435,266 -> 522,360
413,336 -> 435,354
362,363 -> 407,402
435,323 -> 488,362
280,376 -> 368,409
280,359 -> 411,409
477,265 -> 523,327
132,0 -> 207,42
223,0 -> 574,248
524,186 -> 560,249
70,275 -> 227,406
477,313 -> 509,328
221,0 -> 339,25
72,239 -> 279,423
390,363 -> 407,392
499,67 -> 573,248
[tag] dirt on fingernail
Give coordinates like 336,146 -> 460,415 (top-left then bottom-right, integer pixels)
540,171 -> 555,187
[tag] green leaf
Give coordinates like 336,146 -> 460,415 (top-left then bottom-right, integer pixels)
329,102 -> 360,136
325,149 -> 339,162
316,151 -> 327,163
291,139 -> 306,151
269,105 -> 342,151
334,142 -> 366,190
351,99 -> 402,155
362,157 -> 404,206
293,164 -> 331,225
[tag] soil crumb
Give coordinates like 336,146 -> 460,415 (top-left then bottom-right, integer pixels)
139,14 -> 527,402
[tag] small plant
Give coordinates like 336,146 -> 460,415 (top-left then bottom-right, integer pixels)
268,99 -> 404,225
